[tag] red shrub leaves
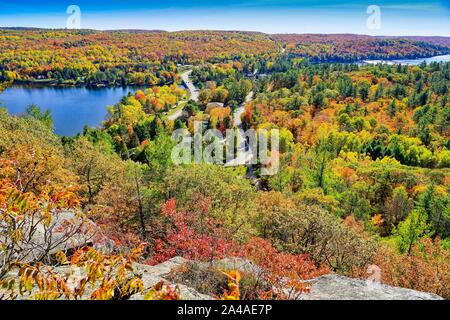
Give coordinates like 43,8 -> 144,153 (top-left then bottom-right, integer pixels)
148,198 -> 232,264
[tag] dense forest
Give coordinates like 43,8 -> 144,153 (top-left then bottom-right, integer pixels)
1,29 -> 450,86
0,29 -> 278,86
0,29 -> 449,300
275,34 -> 450,62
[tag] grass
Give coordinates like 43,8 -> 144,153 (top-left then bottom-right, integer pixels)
166,101 -> 187,118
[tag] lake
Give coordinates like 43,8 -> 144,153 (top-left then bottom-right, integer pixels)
0,85 -> 139,136
363,54 -> 450,66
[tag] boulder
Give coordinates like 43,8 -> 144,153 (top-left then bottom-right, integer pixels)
130,258 -> 213,300
300,274 -> 443,300
0,210 -> 113,268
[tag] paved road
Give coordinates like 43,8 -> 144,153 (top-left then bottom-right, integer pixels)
168,70 -> 198,121
225,91 -> 255,172
233,91 -> 253,128
181,70 -> 199,102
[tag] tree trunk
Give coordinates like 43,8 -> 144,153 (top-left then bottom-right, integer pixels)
134,168 -> 146,240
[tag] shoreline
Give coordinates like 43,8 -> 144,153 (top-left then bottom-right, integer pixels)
2,53 -> 449,92
8,80 -> 174,89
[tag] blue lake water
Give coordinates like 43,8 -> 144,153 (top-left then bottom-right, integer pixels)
0,85 -> 139,136
363,54 -> 450,65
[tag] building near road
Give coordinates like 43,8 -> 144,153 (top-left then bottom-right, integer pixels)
206,102 -> 224,109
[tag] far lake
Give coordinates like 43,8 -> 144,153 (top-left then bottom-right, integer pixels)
363,54 -> 450,65
0,85 -> 140,136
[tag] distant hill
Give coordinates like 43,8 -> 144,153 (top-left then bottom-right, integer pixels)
396,36 -> 450,46
273,33 -> 450,62
0,29 -> 449,85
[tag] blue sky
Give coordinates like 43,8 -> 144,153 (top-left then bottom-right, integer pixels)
0,1 -> 449,35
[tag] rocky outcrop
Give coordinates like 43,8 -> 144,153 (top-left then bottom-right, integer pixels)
147,257 -> 443,300
0,210 -> 114,268
300,274 -> 443,300
1,256 -> 443,300
130,257 -> 213,300
51,257 -> 213,300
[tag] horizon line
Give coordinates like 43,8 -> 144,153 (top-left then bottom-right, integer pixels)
1,27 -> 449,38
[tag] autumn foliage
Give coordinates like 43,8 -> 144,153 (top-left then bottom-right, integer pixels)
1,29 -> 449,300
149,198 -> 233,265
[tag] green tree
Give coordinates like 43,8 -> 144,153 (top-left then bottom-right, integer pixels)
395,209 -> 430,255
68,137 -> 119,205
144,132 -> 176,182
25,104 -> 53,129
358,80 -> 371,102
384,186 -> 413,234
418,185 -> 450,238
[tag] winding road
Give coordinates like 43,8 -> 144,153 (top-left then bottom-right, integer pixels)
225,91 -> 255,177
168,70 -> 198,121
169,68 -> 256,177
